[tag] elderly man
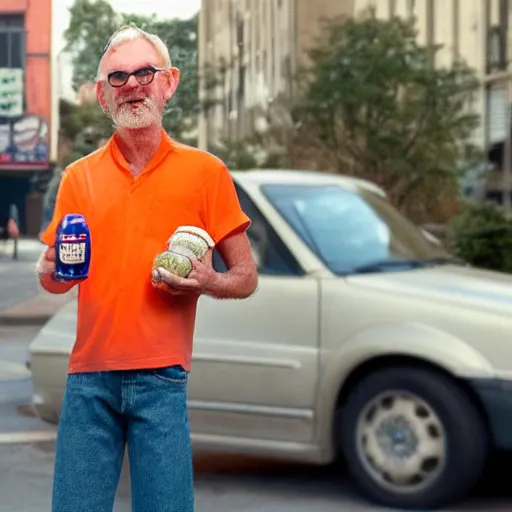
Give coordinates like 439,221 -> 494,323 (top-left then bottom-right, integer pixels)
36,24 -> 258,512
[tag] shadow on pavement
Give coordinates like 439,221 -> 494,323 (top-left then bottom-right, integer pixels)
24,442 -> 512,510
192,451 -> 512,510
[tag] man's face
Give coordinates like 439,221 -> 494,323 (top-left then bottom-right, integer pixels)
97,38 -> 179,130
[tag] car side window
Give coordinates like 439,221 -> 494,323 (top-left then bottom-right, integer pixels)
212,183 -> 304,276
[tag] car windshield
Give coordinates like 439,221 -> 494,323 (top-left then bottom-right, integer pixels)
261,183 -> 453,275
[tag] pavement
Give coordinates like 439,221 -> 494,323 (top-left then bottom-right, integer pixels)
0,326 -> 58,441
0,239 -> 76,326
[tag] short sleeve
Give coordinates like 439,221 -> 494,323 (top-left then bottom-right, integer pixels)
39,169 -> 79,247
203,161 -> 251,244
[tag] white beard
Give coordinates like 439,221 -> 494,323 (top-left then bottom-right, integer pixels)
112,98 -> 161,129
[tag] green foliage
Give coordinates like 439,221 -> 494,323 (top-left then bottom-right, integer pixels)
64,0 -> 198,142
208,140 -> 259,171
59,98 -> 113,164
293,10 -> 481,221
449,202 -> 512,273
207,134 -> 288,171
59,99 -> 112,141
64,0 -> 122,88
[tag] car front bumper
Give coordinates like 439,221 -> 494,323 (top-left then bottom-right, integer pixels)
468,378 -> 512,451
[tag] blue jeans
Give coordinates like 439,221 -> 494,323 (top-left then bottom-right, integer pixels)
52,366 -> 194,512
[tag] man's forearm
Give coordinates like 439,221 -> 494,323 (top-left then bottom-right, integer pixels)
39,272 -> 76,294
205,266 -> 258,299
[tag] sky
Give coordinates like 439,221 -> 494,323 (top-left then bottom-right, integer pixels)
55,0 -> 201,52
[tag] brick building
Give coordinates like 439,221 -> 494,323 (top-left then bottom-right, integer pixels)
0,0 -> 54,235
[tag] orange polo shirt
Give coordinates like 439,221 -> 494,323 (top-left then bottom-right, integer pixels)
40,130 -> 250,374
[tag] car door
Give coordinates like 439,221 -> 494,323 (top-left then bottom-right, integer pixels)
188,182 -> 320,446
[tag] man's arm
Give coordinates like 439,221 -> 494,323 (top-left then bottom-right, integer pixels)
152,156 -> 257,298
37,168 -> 81,295
203,231 -> 258,299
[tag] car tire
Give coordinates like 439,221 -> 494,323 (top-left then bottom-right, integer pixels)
340,365 -> 489,509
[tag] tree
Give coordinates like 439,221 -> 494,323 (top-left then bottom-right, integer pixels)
291,10 -> 481,222
208,139 -> 259,170
449,200 -> 512,273
59,99 -> 112,142
64,0 -> 122,88
59,99 -> 113,165
64,0 -> 199,143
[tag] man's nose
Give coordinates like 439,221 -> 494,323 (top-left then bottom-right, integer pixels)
124,75 -> 140,89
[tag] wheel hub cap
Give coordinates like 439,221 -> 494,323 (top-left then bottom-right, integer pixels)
356,391 -> 446,494
377,416 -> 418,458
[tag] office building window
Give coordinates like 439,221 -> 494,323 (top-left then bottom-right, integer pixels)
486,0 -> 508,71
0,15 -> 25,69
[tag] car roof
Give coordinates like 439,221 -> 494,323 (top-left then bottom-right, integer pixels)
231,169 -> 386,197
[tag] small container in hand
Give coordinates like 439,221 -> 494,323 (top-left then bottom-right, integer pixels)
55,213 -> 91,281
152,226 -> 214,282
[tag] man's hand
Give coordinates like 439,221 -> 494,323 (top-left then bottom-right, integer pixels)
36,246 -> 57,278
37,246 -> 78,294
151,231 -> 258,300
151,250 -> 218,296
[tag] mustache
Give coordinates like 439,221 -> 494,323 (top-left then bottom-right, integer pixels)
119,97 -> 153,106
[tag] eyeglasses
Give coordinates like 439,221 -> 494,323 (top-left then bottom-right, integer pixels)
106,66 -> 166,87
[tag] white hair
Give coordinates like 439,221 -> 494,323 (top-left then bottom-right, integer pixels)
96,24 -> 172,80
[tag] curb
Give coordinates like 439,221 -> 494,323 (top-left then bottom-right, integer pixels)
0,314 -> 52,327
0,290 -> 77,328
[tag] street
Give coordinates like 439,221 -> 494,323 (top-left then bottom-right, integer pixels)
0,324 -> 512,511
0,240 -> 43,312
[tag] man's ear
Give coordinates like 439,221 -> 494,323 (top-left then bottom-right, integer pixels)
164,67 -> 180,102
96,81 -> 108,113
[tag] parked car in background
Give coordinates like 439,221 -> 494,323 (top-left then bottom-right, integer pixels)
29,170 -> 512,510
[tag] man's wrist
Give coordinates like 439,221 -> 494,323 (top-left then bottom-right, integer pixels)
39,271 -> 77,294
201,266 -> 257,300
202,270 -> 223,298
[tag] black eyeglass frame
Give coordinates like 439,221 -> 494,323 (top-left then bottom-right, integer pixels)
105,66 -> 167,88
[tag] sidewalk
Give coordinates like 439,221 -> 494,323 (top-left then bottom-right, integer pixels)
0,239 -> 76,326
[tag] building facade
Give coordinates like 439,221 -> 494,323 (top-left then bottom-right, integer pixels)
0,0 -> 55,235
199,0 -> 511,203
197,0 -> 356,149
354,0 -> 510,202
